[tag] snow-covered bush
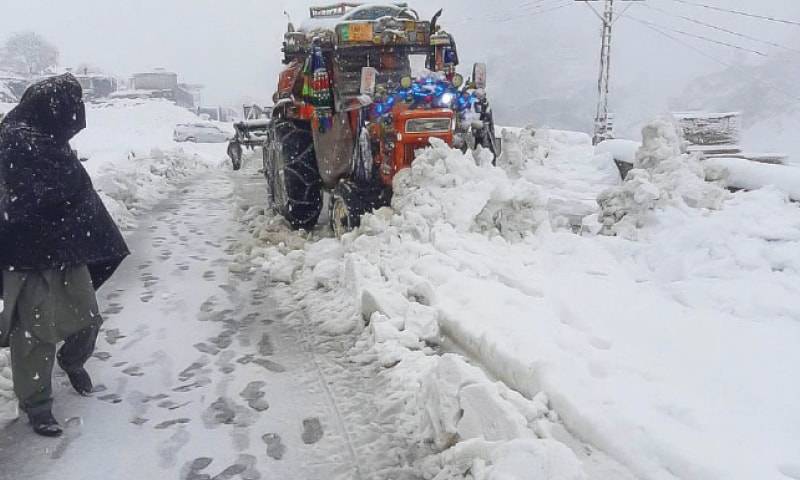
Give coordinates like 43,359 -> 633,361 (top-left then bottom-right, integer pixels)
598,118 -> 728,237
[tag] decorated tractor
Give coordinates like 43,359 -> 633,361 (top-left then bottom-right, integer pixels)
264,2 -> 498,235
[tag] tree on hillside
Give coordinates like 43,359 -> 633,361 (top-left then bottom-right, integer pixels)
0,32 -> 59,77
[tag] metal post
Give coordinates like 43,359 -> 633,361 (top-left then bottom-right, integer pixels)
593,0 -> 614,145
579,0 -> 642,144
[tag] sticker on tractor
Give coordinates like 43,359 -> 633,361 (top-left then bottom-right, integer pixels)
341,23 -> 374,43
360,67 -> 378,96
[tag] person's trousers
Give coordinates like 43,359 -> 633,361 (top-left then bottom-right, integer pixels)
10,323 -> 100,414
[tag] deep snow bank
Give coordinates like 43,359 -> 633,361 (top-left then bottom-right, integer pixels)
249,123 -> 799,479
234,130 -> 633,479
706,156 -> 800,202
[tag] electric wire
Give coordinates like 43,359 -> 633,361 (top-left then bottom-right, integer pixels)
462,0 -> 560,22
643,3 -> 800,54
666,0 -> 800,28
624,14 -> 768,56
493,1 -> 573,23
620,12 -> 800,103
485,0 -> 571,23
457,0 -> 572,24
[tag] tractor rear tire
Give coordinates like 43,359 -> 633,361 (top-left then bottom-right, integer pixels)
268,121 -> 322,231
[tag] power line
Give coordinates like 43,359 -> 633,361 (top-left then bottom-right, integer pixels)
489,0 -> 573,23
667,0 -> 800,28
644,3 -> 800,54
625,14 -> 768,56
457,0 -> 572,24
483,0 -> 561,21
459,0 -> 558,22
621,12 -> 800,103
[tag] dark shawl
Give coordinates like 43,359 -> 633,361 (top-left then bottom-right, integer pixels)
0,73 -> 130,293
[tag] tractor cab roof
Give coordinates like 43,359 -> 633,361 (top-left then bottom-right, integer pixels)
300,3 -> 414,32
285,2 -> 437,62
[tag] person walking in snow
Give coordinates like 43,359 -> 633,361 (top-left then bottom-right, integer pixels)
0,73 -> 129,437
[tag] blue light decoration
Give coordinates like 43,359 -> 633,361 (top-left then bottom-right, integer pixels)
370,74 -> 478,118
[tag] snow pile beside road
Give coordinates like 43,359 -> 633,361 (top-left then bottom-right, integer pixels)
90,148 -> 212,229
72,99 -> 229,228
234,133 -> 630,478
297,125 -> 796,479
392,137 -> 547,241
598,118 -> 728,238
706,156 -> 800,201
237,123 -> 799,478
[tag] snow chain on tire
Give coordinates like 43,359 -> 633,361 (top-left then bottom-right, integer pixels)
270,121 -> 322,231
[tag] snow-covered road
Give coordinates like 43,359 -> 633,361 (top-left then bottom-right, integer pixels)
0,168 -> 401,480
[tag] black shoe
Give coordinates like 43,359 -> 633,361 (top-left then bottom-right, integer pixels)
63,367 -> 93,396
28,410 -> 63,437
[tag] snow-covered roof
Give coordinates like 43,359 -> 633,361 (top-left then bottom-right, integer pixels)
673,111 -> 741,120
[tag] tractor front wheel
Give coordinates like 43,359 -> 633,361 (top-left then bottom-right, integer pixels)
330,181 -> 391,239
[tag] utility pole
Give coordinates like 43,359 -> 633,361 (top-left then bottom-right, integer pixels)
577,0 -> 643,145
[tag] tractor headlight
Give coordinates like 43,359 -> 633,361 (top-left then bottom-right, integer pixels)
440,92 -> 455,106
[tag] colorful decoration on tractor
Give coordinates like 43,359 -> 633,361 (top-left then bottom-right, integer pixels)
371,74 -> 477,118
302,44 -> 334,132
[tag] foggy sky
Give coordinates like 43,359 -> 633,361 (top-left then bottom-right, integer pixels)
2,0 -> 798,133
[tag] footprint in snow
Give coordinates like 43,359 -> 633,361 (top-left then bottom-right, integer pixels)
257,334 -> 274,356
194,342 -> 220,356
301,417 -> 324,445
157,427 -> 191,469
142,393 -> 170,403
122,365 -> 144,377
251,358 -> 286,373
158,399 -> 192,410
179,358 -> 211,381
104,329 -> 126,345
183,457 -> 214,480
239,382 -> 269,412
50,417 -> 83,460
154,418 -> 191,430
262,433 -> 286,460
93,351 -> 111,361
98,393 -> 122,404
102,303 -> 124,315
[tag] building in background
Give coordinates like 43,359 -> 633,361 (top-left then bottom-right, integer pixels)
73,72 -> 119,101
116,67 -> 198,109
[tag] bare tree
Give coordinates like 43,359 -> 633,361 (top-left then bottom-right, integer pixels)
0,32 -> 59,77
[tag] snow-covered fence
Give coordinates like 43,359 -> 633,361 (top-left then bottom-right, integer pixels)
674,111 -> 740,146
